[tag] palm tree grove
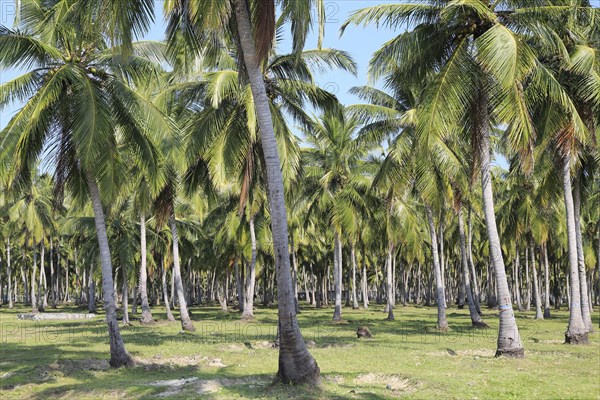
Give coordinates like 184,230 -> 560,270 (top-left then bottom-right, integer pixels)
0,0 -> 599,398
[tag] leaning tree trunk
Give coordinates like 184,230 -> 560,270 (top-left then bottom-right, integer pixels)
86,173 -> 133,367
161,259 -> 176,322
478,102 -> 523,357
139,214 -> 153,324
458,205 -> 487,327
332,231 -> 343,321
351,244 -> 359,309
169,214 -> 195,332
573,176 -> 593,332
233,0 -> 319,384
529,238 -> 543,320
561,155 -> 588,344
425,206 -> 448,331
242,216 -> 258,319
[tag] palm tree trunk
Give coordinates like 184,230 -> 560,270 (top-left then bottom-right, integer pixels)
525,246 -> 531,311
529,238 -> 543,319
39,241 -> 46,310
458,205 -> 487,327
139,214 -> 153,324
169,214 -> 195,332
438,219 -> 447,308
31,241 -> 38,313
122,265 -> 130,325
161,258 -> 175,322
6,239 -> 13,309
386,242 -> 395,321
467,206 -> 481,314
88,263 -> 97,313
291,235 -> 300,313
561,155 -> 588,343
542,243 -> 551,318
236,258 -> 244,311
242,216 -> 257,319
514,249 -> 523,311
425,206 -> 448,331
332,231 -> 343,321
86,172 -> 133,367
233,0 -> 319,384
351,244 -> 359,309
573,176 -> 593,332
478,107 -> 523,357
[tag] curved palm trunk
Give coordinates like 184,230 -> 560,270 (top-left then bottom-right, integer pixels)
529,238 -> 543,320
242,216 -> 257,319
161,259 -> 176,322
385,242 -> 395,321
573,176 -> 593,332
561,156 -> 588,344
86,173 -> 133,367
332,232 -> 343,321
425,206 -> 448,331
169,214 -> 195,332
233,0 -> 319,384
458,205 -> 487,327
351,245 -> 359,309
478,113 -> 523,357
139,214 -> 153,324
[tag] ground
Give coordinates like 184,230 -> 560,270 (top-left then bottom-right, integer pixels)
0,303 -> 598,399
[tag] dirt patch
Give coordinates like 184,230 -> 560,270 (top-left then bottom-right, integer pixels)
320,342 -> 356,349
46,359 -> 110,374
134,355 -> 227,370
147,376 -> 270,397
354,373 -> 417,395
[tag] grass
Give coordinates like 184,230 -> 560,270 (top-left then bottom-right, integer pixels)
0,302 -> 598,399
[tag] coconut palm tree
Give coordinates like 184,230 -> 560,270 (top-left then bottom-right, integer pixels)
0,1 -> 167,366
303,109 -> 376,321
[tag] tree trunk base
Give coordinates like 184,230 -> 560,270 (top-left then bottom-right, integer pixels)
275,361 -> 320,385
436,323 -> 449,332
181,320 -> 196,332
494,347 -> 525,358
543,308 -> 551,319
109,352 -> 135,368
241,313 -> 255,321
472,321 -> 489,329
565,331 -> 589,344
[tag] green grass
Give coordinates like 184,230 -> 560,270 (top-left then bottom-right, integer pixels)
0,303 -> 598,399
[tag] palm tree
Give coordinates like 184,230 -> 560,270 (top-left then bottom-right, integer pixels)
303,109 -> 375,322
0,1 -> 167,366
